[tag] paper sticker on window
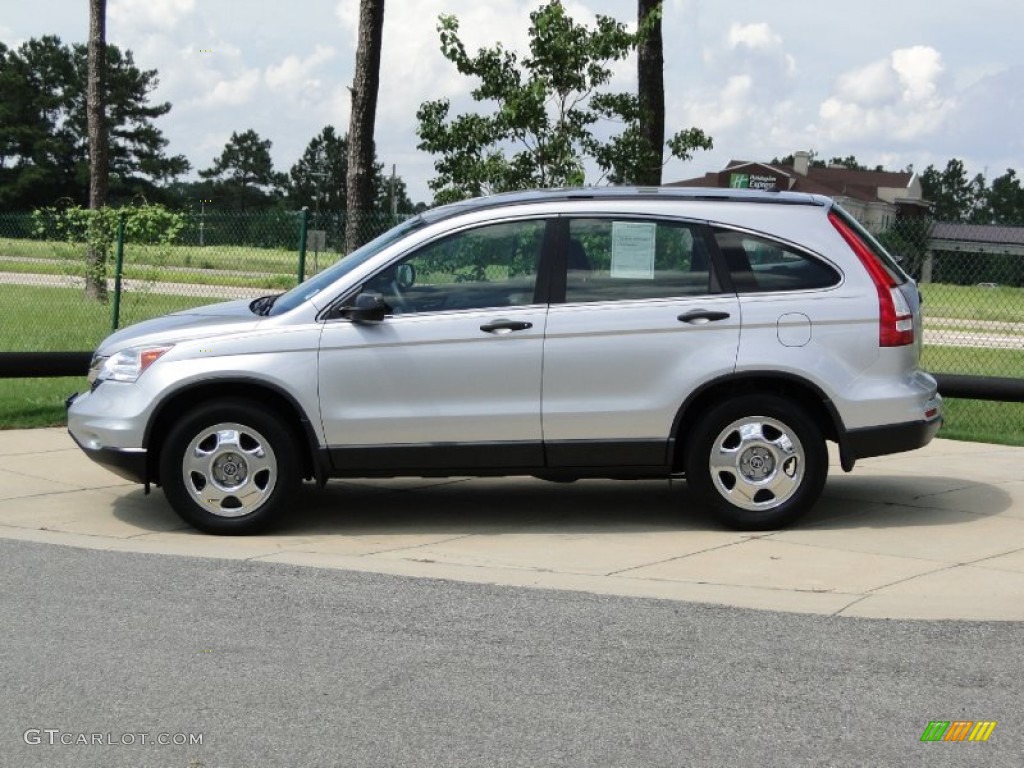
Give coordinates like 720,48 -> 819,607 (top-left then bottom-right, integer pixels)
611,222 -> 656,279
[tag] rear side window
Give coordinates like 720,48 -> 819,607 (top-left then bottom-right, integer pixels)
565,218 -> 716,302
713,228 -> 841,293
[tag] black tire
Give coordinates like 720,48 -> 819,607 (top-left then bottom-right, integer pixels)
159,399 -> 301,535
684,394 -> 828,530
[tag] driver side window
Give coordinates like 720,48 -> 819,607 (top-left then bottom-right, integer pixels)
367,219 -> 545,315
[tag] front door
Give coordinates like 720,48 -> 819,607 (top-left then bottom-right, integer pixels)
318,218 -> 550,473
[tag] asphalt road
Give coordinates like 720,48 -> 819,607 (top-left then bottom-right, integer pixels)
1,539 -> 1020,768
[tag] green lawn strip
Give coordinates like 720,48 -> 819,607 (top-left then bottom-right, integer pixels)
0,377 -> 82,429
919,282 -> 1024,324
922,344 -> 1024,444
0,260 -> 297,291
923,345 -> 1024,379
0,236 -> 326,274
1,285 -> 220,352
935,399 -> 1024,446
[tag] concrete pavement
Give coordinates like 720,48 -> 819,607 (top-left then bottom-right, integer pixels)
1,428 -> 1022,621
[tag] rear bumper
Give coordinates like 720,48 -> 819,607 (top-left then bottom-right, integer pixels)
841,415 -> 943,466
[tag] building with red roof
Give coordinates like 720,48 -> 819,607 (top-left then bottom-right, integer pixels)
668,150 -> 929,232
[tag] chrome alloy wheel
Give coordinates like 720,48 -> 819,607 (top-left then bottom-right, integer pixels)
708,416 -> 806,512
182,422 -> 278,518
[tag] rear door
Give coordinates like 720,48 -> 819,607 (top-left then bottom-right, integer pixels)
541,216 -> 741,470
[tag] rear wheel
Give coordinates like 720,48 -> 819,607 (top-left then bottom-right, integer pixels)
160,400 -> 300,534
685,395 -> 827,530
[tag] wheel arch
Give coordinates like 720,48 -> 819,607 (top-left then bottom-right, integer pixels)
144,379 -> 323,486
669,372 -> 842,473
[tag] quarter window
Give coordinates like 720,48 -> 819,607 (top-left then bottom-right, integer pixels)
565,218 -> 715,302
713,229 -> 841,293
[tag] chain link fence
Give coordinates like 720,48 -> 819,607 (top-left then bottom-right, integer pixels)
877,218 -> 1024,376
1,210 -> 1022,441
0,209 -> 401,352
877,217 -> 1024,444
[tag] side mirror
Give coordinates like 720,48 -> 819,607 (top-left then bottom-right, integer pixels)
340,292 -> 389,323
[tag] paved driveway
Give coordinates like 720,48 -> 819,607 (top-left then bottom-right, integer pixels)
1,429 -> 1022,621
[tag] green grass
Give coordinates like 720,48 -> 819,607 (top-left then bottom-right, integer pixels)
0,284 -> 217,352
0,377 -> 82,428
923,345 -> 1024,380
0,235 -> 318,274
0,285 -> 224,428
936,398 -> 1024,446
921,345 -> 1024,446
920,282 -> 1024,323
0,256 -> 298,290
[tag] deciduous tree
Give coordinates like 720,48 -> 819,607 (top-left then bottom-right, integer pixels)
985,169 -> 1024,225
416,0 -> 711,202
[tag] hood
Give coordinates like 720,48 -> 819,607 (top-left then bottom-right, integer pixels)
95,298 -> 263,356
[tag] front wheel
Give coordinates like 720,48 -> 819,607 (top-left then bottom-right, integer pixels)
685,395 -> 828,530
159,400 -> 301,534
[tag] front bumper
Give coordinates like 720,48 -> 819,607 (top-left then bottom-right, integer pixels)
68,429 -> 149,484
66,388 -> 150,484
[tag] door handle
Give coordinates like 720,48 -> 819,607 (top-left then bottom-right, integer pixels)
677,309 -> 731,324
480,319 -> 533,334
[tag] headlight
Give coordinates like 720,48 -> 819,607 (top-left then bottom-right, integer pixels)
92,344 -> 174,384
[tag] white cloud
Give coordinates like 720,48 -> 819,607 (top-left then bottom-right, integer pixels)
195,68 -> 261,108
816,46 -> 954,143
892,45 -> 944,102
672,20 -> 802,163
110,0 -> 196,30
334,1 -> 359,31
265,45 -> 336,92
728,22 -> 781,51
725,22 -> 796,76
834,60 -> 901,105
687,75 -> 755,133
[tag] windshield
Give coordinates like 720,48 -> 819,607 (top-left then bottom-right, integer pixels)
267,216 -> 426,316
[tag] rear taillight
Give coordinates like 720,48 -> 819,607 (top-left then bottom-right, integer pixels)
828,211 -> 914,347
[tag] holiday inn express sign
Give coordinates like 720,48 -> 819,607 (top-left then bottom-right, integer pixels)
729,172 -> 781,191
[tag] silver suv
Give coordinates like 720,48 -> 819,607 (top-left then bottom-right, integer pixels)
67,188 -> 942,534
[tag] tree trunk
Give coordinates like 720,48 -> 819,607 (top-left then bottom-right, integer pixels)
345,0 -> 385,254
637,0 -> 665,186
86,0 -> 109,300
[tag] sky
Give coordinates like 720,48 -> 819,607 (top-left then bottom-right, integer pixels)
3,0 -> 1023,204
